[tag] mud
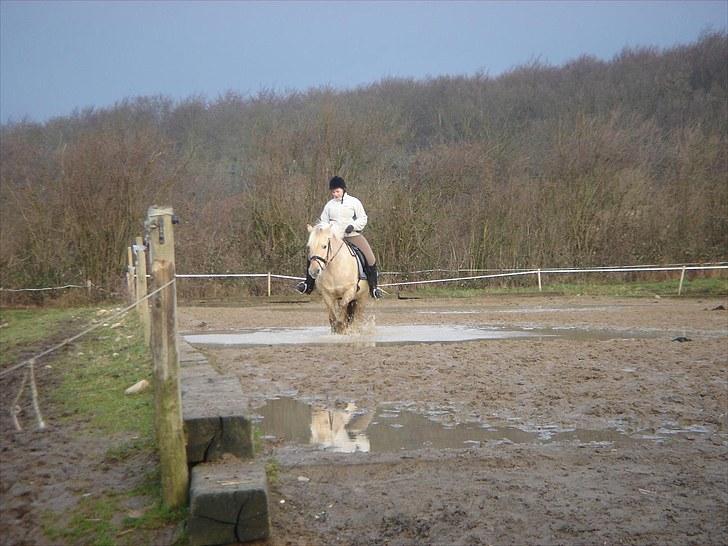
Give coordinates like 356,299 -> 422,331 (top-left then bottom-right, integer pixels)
1,296 -> 725,545
179,295 -> 728,545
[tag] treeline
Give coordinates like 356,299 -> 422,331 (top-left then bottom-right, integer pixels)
1,32 -> 726,296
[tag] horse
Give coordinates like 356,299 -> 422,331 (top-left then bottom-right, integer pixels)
306,222 -> 369,334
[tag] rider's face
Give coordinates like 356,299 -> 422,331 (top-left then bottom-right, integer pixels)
331,188 -> 344,199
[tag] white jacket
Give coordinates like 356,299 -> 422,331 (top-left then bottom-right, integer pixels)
320,193 -> 368,237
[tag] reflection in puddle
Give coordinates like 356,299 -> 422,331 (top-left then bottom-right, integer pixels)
253,398 -> 640,453
185,324 -> 663,347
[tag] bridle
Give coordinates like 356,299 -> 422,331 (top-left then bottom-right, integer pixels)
308,234 -> 349,273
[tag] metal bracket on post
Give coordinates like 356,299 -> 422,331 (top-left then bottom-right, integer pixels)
146,206 -> 177,265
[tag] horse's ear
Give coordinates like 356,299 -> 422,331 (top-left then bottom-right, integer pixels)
307,224 -> 313,233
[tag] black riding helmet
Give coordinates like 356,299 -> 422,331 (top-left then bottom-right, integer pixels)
329,176 -> 346,191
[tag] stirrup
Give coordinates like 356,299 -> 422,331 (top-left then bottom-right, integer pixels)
295,281 -> 308,294
371,287 -> 384,299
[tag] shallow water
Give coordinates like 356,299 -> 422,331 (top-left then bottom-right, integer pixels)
252,397 -> 645,453
184,324 -> 666,347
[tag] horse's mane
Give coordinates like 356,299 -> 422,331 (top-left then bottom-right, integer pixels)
308,222 -> 345,245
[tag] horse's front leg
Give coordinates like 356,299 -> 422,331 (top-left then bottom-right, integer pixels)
322,292 -> 346,334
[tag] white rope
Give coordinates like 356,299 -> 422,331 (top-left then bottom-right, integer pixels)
380,270 -> 535,288
0,278 -> 175,381
10,368 -> 29,431
0,284 -> 87,292
383,261 -> 728,275
28,359 -> 46,430
3,278 -> 176,432
380,264 -> 728,288
175,273 -> 304,281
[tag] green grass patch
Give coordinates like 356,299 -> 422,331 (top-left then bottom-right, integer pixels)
399,276 -> 728,298
50,317 -> 155,435
42,494 -> 119,546
265,458 -> 281,485
0,306 -> 97,367
5,305 -> 188,545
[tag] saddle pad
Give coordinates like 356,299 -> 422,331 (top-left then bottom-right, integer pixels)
345,242 -> 368,280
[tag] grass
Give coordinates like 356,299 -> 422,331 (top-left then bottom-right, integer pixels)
2,305 -> 188,545
396,276 -> 728,299
0,306 -> 97,367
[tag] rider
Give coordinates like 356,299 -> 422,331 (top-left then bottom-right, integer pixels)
296,176 -> 384,299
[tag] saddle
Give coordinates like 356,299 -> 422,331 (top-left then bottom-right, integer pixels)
345,241 -> 368,281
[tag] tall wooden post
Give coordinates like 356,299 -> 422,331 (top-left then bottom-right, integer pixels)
126,246 -> 135,305
134,237 -> 150,346
146,205 -> 176,264
147,206 -> 188,508
150,260 -> 188,508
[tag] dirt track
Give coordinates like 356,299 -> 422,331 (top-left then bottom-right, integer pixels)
179,295 -> 728,545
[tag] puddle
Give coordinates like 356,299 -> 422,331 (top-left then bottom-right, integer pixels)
252,398 -> 641,453
184,324 -> 664,347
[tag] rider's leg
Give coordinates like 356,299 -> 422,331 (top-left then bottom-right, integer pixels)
364,263 -> 383,299
347,235 -> 383,298
295,261 -> 316,294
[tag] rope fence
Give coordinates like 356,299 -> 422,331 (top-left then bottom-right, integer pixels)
3,260 -> 726,430
3,262 -> 726,294
171,262 -> 728,295
380,264 -> 728,289
2,279 -> 176,432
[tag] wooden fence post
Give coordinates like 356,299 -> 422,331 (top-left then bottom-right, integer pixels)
267,272 -> 271,297
134,237 -> 150,346
678,265 -> 687,296
146,205 -> 176,264
147,205 -> 188,509
150,259 -> 188,508
537,268 -> 542,292
127,246 -> 135,305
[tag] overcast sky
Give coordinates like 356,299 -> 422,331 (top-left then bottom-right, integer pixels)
1,0 -> 726,124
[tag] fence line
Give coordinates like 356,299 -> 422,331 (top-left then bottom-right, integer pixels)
381,261 -> 728,275
2,279 -> 176,432
380,264 -> 728,288
0,283 -> 88,292
2,262 -> 726,293
169,263 -> 728,288
175,273 -> 302,280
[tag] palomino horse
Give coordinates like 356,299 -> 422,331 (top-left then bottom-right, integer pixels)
306,222 -> 369,334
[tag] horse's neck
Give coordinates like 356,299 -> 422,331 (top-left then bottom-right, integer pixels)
323,237 -> 355,277
329,237 -> 346,257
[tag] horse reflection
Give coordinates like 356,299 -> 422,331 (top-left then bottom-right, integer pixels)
310,402 -> 373,453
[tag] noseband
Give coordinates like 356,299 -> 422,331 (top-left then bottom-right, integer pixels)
309,254 -> 328,267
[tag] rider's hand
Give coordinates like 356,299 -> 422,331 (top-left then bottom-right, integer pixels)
345,225 -> 354,234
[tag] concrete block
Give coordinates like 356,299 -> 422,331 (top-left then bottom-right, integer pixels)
182,368 -> 254,463
188,461 -> 270,546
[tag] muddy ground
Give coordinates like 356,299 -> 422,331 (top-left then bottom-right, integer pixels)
179,295 -> 728,546
1,295 -> 726,546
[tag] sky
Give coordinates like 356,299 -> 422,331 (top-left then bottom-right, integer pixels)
1,0 -> 726,124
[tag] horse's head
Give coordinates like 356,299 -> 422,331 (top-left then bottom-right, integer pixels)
306,222 -> 343,279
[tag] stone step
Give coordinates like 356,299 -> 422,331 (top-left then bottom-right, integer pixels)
188,460 -> 270,546
178,340 -> 254,464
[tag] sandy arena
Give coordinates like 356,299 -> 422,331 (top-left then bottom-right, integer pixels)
177,295 -> 728,546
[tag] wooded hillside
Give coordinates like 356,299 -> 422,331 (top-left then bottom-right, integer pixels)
1,32 -> 726,295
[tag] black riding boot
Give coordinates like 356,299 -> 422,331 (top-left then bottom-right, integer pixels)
365,264 -> 383,299
295,271 -> 316,294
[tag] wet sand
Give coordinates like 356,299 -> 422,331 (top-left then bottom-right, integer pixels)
180,295 -> 728,545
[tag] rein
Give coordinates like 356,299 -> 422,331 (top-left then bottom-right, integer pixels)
309,236 -> 347,272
